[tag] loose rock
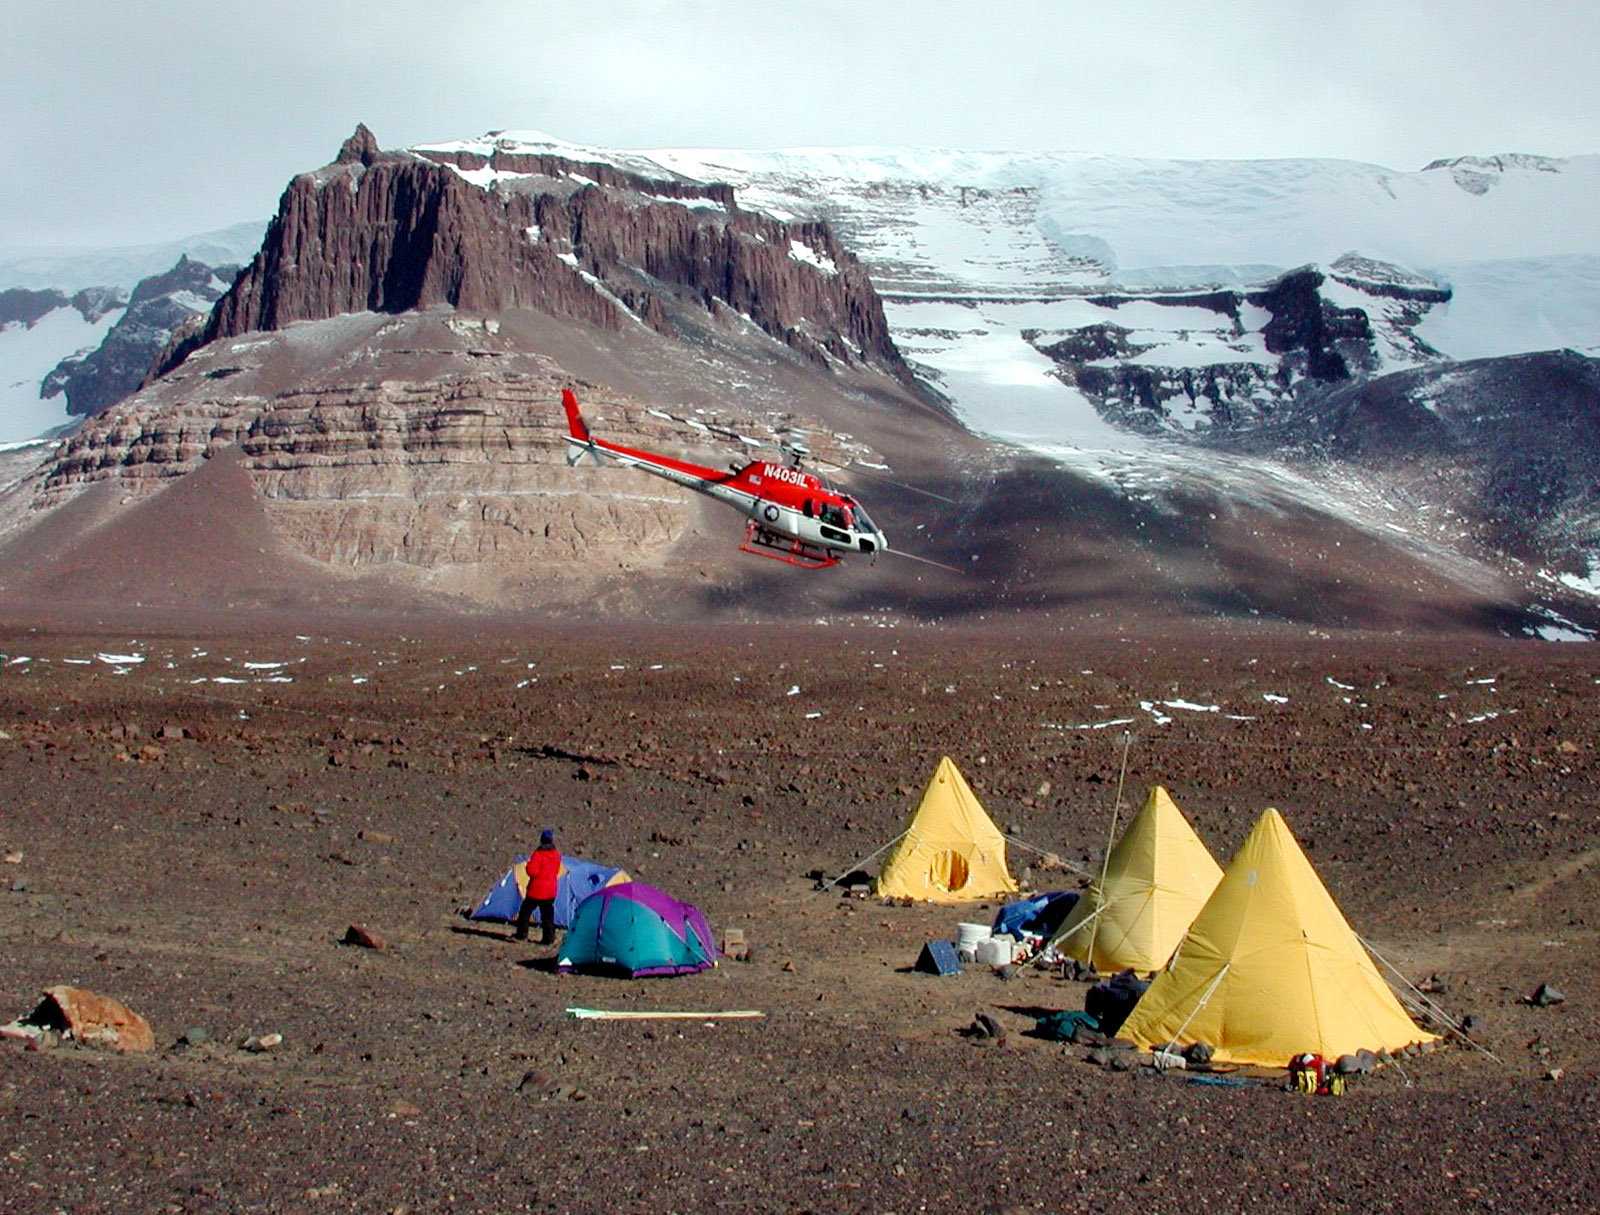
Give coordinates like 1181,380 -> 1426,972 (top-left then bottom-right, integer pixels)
24,986 -> 155,1052
1527,983 -> 1566,1007
341,923 -> 387,950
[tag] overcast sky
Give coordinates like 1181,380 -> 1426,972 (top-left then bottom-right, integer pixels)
6,0 -> 1598,249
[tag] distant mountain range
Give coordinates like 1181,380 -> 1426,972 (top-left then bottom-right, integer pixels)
606,139 -> 1600,428
0,222 -> 265,293
0,130 -> 1596,634
0,224 -> 263,442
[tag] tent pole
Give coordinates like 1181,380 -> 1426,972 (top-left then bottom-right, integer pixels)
1157,960 -> 1231,1048
1087,729 -> 1133,970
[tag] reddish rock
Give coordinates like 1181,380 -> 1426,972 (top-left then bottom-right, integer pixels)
341,923 -> 387,950
337,122 -> 381,167
37,985 -> 155,1052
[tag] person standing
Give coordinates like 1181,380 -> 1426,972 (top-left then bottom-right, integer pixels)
514,829 -> 562,944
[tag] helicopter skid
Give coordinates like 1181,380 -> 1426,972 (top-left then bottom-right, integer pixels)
740,521 -> 841,570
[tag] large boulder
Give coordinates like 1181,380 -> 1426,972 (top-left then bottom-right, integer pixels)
36,985 -> 155,1052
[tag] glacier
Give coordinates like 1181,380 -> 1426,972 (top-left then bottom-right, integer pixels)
410,134 -> 1599,462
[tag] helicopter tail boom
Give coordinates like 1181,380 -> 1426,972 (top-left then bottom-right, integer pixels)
562,389 -> 591,442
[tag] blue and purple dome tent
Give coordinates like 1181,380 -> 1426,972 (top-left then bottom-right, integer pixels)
557,881 -> 717,977
469,856 -> 630,930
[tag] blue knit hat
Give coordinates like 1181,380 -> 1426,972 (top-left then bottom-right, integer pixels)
540,828 -> 554,845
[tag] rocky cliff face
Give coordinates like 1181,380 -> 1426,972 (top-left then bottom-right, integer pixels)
44,255 -> 238,418
6,132 -> 1589,630
1030,259 -> 1451,436
0,128 -> 932,616
0,286 -> 125,329
158,126 -> 908,383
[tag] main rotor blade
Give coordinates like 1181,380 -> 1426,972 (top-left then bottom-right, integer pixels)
825,461 -> 958,504
885,548 -> 966,574
647,407 -> 762,447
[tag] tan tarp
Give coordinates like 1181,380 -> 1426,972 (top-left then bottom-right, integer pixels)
1048,785 -> 1223,974
1121,807 -> 1438,1066
873,756 -> 1018,903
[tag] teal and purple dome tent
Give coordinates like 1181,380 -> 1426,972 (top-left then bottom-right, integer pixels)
557,881 -> 717,977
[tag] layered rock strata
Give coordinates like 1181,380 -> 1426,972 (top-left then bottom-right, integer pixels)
20,302 -> 888,607
39,367 -> 686,578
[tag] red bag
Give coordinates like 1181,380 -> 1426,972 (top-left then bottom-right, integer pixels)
1289,1052 -> 1326,1094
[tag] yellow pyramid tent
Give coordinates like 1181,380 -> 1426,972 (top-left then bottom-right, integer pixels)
1048,786 -> 1223,975
1121,807 -> 1437,1066
873,757 -> 1018,903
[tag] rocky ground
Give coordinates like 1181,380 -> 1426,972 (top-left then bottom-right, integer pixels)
2,614 -> 1598,1214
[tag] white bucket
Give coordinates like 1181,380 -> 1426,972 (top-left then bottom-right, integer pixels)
975,935 -> 1015,967
955,921 -> 991,962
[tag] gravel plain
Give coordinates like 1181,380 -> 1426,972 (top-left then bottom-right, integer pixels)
2,617 -> 1597,1214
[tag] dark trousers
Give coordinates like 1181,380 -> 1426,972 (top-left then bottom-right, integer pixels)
515,895 -> 557,944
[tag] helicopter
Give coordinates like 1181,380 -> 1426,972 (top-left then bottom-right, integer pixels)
562,388 -> 888,570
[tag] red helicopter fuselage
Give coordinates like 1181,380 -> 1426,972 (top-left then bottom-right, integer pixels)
562,390 -> 887,569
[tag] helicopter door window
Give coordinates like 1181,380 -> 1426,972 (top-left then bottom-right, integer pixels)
802,499 -> 814,517
819,504 -> 845,527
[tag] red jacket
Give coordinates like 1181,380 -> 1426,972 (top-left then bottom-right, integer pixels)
525,846 -> 561,901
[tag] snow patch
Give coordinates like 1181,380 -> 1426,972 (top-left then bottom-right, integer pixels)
1525,604 -> 1596,642
1,303 -> 121,442
788,240 -> 837,275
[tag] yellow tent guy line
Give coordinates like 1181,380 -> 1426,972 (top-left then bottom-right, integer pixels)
1003,834 -> 1094,878
823,830 -> 908,890
1355,931 -> 1502,1064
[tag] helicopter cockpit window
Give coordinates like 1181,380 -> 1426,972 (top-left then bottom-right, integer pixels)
819,503 -> 847,528
851,505 -> 879,536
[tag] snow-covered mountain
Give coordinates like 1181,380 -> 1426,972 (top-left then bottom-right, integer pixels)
0,223 -> 265,293
407,134 -> 1600,621
0,286 -> 123,442
11,142 -> 1597,451
0,225 -> 262,444
446,136 -> 1597,445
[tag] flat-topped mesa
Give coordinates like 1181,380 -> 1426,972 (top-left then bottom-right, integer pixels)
417,138 -> 739,210
155,126 -> 909,382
